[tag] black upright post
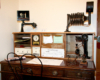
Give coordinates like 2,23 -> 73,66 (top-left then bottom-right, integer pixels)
84,40 -> 88,58
88,12 -> 91,25
21,24 -> 24,32
21,20 -> 25,32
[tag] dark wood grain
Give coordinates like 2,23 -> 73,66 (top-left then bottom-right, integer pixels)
3,32 -> 95,80
0,58 -> 95,69
1,58 -> 95,80
96,0 -> 100,79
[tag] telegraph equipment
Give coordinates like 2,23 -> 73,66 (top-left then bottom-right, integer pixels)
65,2 -> 94,32
17,11 -> 37,32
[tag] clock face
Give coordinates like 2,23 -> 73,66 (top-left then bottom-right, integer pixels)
33,35 -> 39,41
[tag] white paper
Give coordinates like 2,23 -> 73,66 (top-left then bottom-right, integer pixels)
15,48 -> 31,56
27,58 -> 63,66
43,35 -> 53,44
22,37 -> 31,39
33,47 -> 40,56
41,48 -> 64,58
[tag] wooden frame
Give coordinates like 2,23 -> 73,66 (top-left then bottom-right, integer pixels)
13,32 -> 95,61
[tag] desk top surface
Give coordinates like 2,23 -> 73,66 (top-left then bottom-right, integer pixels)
1,58 -> 95,70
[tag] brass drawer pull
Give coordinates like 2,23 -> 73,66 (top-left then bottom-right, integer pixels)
77,72 -> 82,77
77,73 -> 81,76
9,76 -> 14,80
27,68 -> 32,73
52,71 -> 58,76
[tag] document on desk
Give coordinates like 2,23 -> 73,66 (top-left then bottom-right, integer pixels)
27,58 -> 63,66
41,48 -> 64,58
43,35 -> 53,44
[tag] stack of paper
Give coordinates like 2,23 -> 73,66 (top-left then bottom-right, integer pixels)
27,58 -> 63,66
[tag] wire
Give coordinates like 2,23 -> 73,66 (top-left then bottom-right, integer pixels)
20,53 -> 43,77
7,52 -> 43,80
7,52 -> 20,80
15,67 -> 23,80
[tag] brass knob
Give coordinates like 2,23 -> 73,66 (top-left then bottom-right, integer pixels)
27,68 -> 32,73
52,71 -> 58,76
77,73 -> 81,76
9,76 -> 14,80
78,73 -> 80,75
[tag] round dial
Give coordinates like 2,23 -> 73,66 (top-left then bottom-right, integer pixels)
33,35 -> 39,41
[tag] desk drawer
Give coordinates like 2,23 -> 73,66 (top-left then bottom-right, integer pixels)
11,65 -> 41,75
43,67 -> 64,77
1,64 -> 15,72
22,66 -> 41,75
1,64 -> 41,75
65,69 -> 94,79
65,70 -> 82,78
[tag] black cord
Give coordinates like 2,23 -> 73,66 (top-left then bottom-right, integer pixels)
7,52 -> 20,80
7,52 -> 43,80
15,67 -> 22,80
20,53 -> 43,77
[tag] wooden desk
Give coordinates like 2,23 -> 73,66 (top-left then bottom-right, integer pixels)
1,58 -> 95,80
